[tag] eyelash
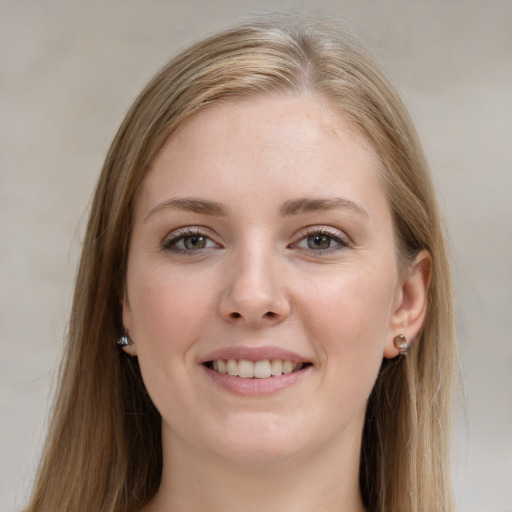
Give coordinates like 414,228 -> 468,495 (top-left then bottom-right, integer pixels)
292,227 -> 350,254
162,227 -> 350,255
162,227 -> 219,254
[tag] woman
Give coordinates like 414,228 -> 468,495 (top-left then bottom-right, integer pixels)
25,16 -> 456,512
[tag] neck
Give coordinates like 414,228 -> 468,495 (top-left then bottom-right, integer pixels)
144,424 -> 366,512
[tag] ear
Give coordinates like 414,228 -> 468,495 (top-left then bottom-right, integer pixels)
121,291 -> 138,357
383,249 -> 431,359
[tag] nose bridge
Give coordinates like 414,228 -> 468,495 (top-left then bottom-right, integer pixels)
220,235 -> 289,325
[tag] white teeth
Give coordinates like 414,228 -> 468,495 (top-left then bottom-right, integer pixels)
282,360 -> 294,374
270,359 -> 282,376
238,359 -> 254,378
254,360 -> 271,379
226,359 -> 238,376
217,359 -> 227,374
210,358 -> 305,378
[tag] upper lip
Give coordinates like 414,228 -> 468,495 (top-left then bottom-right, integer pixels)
199,345 -> 310,364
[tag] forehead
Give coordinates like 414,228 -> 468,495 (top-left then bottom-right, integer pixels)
136,94 -> 386,217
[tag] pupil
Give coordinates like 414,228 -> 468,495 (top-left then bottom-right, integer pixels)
185,236 -> 206,249
308,234 -> 330,250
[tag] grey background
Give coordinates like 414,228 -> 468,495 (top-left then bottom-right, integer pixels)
1,1 -> 511,511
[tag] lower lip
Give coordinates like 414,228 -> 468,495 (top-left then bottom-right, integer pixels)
202,365 -> 310,396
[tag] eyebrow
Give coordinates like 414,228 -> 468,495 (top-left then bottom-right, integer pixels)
144,196 -> 368,222
144,197 -> 229,222
280,197 -> 368,217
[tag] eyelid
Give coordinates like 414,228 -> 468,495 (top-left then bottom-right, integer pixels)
291,226 -> 351,253
162,226 -> 221,253
161,225 -> 350,255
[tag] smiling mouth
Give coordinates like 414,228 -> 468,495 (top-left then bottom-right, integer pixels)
204,359 -> 311,379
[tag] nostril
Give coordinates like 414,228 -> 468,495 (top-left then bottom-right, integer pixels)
230,312 -> 241,319
264,311 -> 276,318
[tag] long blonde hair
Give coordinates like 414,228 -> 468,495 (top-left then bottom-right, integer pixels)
25,16 -> 456,512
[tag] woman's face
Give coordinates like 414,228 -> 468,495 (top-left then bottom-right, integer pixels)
123,94 -> 422,466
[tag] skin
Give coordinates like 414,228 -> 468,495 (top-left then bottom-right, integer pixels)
122,94 -> 430,512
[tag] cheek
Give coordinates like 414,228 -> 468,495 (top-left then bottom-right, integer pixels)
126,266 -> 216,393
298,263 -> 396,388
303,263 -> 396,338
129,263 -> 212,339
127,271 -> 222,433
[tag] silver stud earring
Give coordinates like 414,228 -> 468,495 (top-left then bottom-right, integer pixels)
393,334 -> 408,355
117,334 -> 131,347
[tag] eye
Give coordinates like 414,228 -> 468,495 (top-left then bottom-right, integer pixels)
163,228 -> 219,254
305,234 -> 335,250
293,228 -> 349,253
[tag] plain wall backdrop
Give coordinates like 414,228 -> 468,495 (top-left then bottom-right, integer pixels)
1,1 -> 511,511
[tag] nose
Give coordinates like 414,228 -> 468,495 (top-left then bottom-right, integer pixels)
219,248 -> 290,327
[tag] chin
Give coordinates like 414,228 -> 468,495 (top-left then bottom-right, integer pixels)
198,413 -> 318,468
212,439 -> 302,469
